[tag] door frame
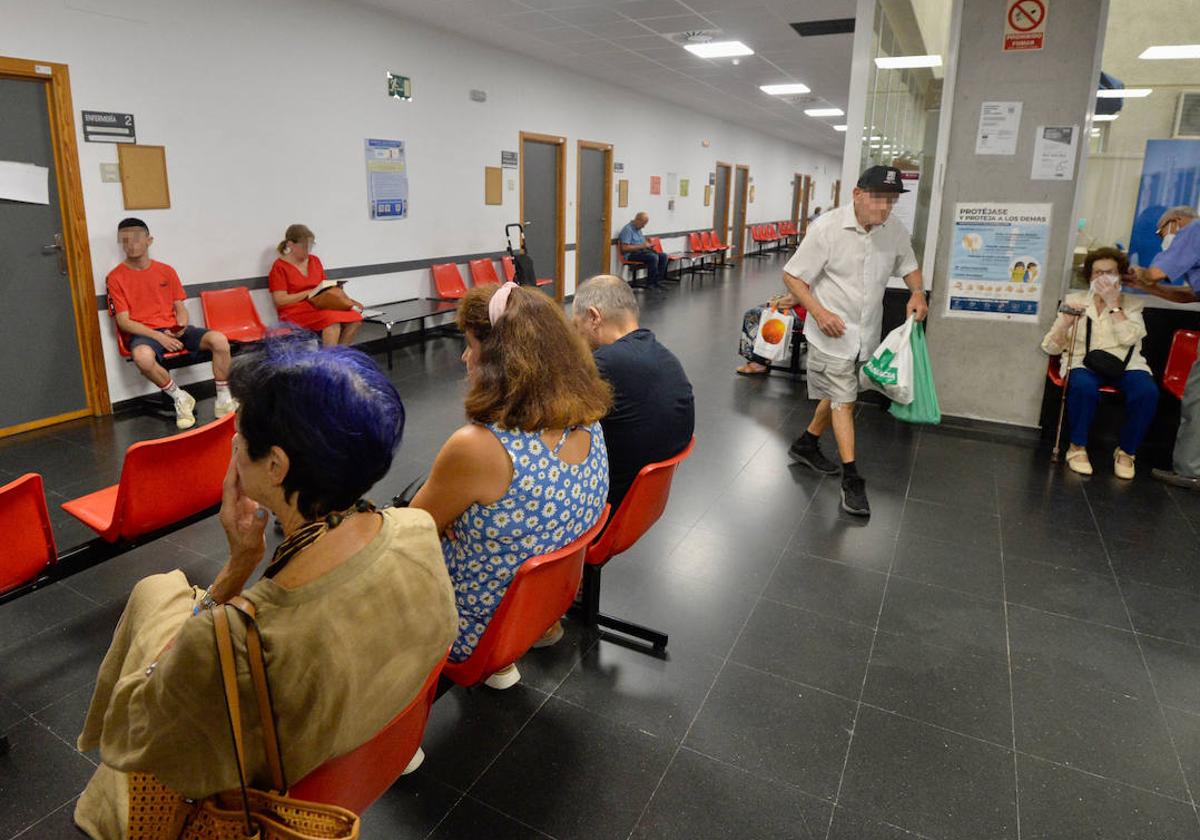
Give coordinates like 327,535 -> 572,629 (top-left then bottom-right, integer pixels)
790,172 -> 804,226
519,130 -> 567,302
713,161 -> 732,246
0,56 -> 110,438
574,139 -> 613,283
800,175 -> 813,236
733,164 -> 750,262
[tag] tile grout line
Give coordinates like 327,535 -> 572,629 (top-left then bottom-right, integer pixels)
996,466 -> 1023,840
8,794 -> 80,840
820,415 -> 920,840
1078,481 -> 1200,828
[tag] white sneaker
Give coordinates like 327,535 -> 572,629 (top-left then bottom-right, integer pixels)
401,747 -> 425,776
483,663 -> 521,690
531,621 -> 564,649
214,397 -> 238,418
174,391 -> 196,430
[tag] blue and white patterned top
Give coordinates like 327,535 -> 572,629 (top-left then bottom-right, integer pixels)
442,421 -> 609,661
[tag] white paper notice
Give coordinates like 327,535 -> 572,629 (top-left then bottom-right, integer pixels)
0,161 -> 50,204
1031,125 -> 1079,180
975,102 -> 1023,155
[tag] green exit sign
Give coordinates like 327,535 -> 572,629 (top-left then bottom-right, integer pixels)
387,73 -> 411,101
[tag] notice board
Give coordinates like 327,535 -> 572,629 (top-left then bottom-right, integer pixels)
117,144 -> 170,210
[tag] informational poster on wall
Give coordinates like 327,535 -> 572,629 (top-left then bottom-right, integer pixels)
364,138 -> 408,220
649,175 -> 661,195
891,170 -> 920,232
1030,125 -> 1079,180
975,102 -> 1022,155
945,202 -> 1051,321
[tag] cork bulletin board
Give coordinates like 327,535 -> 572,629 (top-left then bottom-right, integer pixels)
117,144 -> 170,210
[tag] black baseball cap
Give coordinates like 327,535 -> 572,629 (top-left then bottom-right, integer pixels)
856,165 -> 909,193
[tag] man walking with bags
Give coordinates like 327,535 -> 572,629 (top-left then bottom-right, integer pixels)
782,166 -> 928,516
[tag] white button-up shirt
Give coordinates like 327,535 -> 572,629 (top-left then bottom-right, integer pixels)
784,204 -> 918,361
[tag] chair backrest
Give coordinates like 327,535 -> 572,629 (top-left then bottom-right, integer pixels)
111,413 -> 236,540
501,255 -> 516,281
700,231 -> 716,250
0,474 -> 56,594
431,263 -> 467,300
290,654 -> 447,813
200,287 -> 268,343
688,232 -> 704,251
587,438 -> 695,566
1164,329 -> 1200,400
443,508 -> 610,687
468,259 -> 502,287
649,237 -> 665,254
769,223 -> 781,239
711,230 -> 726,247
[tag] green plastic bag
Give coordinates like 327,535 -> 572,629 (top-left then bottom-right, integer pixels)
889,321 -> 941,424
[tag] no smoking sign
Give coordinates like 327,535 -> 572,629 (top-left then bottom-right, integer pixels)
1004,0 -> 1046,52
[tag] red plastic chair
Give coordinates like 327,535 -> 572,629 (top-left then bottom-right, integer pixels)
710,230 -> 731,251
107,291 -> 191,364
200,287 -> 271,344
468,259 -> 503,288
290,654 -> 447,813
648,237 -> 688,279
443,508 -> 610,687
0,474 -> 56,595
1163,329 -> 1200,400
687,232 -> 715,273
1047,357 -> 1118,395
61,413 -> 236,543
579,438 -> 696,651
431,263 -> 468,300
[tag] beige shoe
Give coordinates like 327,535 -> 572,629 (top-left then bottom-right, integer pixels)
531,620 -> 564,649
214,396 -> 238,418
1114,448 -> 1136,480
483,663 -> 521,690
1065,447 -> 1092,476
174,391 -> 196,430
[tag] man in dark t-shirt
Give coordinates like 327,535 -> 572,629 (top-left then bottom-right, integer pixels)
573,275 -> 695,508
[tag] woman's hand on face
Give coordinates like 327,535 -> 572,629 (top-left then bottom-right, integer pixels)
219,456 -> 267,565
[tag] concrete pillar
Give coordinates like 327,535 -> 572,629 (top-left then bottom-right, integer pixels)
925,0 -> 1107,425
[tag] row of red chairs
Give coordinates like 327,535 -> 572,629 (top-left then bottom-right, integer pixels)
620,232 -> 731,283
432,257 -> 552,301
748,223 -> 790,256
1047,328 -> 1200,401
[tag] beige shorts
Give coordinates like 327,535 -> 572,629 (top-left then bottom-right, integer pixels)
806,345 -> 860,406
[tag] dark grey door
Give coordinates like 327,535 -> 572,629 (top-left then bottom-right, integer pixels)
521,138 -> 559,293
577,146 -> 607,280
732,167 -> 749,259
713,164 -> 730,243
0,77 -> 88,429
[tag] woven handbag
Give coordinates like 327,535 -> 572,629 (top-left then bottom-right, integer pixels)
127,597 -> 360,839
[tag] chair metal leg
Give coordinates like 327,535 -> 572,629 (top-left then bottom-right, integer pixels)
574,564 -> 668,653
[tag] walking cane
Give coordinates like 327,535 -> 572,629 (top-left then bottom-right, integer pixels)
1050,305 -> 1085,463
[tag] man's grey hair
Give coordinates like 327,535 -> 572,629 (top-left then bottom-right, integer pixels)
1158,205 -> 1199,229
574,274 -> 639,321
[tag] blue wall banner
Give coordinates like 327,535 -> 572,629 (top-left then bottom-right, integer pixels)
945,202 -> 1051,321
364,138 -> 408,220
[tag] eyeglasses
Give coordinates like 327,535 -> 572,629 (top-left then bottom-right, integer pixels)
1092,271 -> 1120,279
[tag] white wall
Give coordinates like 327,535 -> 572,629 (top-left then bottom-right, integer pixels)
3,0 -> 840,404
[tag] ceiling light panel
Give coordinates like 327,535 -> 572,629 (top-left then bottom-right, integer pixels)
760,82 -> 811,95
804,107 -> 844,116
1095,88 -> 1153,98
874,55 -> 942,69
684,40 -> 754,58
1138,45 -> 1200,60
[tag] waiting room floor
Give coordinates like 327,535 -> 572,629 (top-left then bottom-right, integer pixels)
3,256 -> 1200,839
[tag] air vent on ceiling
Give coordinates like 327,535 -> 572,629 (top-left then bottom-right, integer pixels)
1174,91 -> 1200,138
671,30 -> 721,45
790,19 -> 855,37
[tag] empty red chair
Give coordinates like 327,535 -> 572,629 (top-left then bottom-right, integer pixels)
200,287 -> 271,344
579,438 -> 695,651
61,413 -> 236,543
0,474 -> 56,595
1164,329 -> 1200,400
710,230 -> 730,250
468,259 -> 503,287
501,255 -> 554,288
290,654 -> 447,813
687,232 -> 715,273
431,263 -> 468,300
443,508 -> 609,687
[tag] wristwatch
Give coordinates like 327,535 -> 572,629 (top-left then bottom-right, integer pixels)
1108,306 -> 1123,314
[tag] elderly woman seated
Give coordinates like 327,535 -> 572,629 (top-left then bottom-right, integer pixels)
74,340 -> 457,839
412,282 -> 610,688
735,293 -> 806,375
1041,246 -> 1158,478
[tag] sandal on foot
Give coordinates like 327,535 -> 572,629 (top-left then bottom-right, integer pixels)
736,362 -> 768,376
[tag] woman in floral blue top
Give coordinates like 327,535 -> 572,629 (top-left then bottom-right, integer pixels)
413,283 -> 611,687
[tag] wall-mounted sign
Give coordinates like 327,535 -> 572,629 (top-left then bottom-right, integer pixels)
945,202 -> 1050,321
1030,125 -> 1078,180
365,138 -> 408,220
82,110 -> 135,143
975,101 -> 1022,156
680,178 -> 690,197
649,175 -> 661,195
613,161 -> 625,173
1004,0 -> 1046,52
501,150 -> 518,168
386,72 -> 412,101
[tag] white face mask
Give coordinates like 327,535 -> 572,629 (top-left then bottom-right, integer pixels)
1162,233 -> 1176,251
1090,273 -> 1120,298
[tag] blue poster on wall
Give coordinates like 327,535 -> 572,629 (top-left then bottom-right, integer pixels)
364,138 -> 408,220
1129,139 -> 1200,270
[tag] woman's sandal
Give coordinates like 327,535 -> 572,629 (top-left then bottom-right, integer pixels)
1065,448 -> 1093,476
736,362 -> 769,376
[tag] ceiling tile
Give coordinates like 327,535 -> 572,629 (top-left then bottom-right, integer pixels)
494,10 -> 567,31
613,0 -> 693,19
546,5 -> 626,25
633,14 -> 717,34
580,19 -> 655,39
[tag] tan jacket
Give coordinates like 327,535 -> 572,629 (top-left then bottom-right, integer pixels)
75,508 -> 457,839
1041,291 -> 1150,376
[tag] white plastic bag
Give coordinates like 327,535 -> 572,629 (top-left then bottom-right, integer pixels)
860,316 -> 915,404
752,307 -> 793,362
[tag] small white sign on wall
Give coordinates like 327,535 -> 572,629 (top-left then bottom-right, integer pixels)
1030,125 -> 1079,180
975,102 -> 1022,155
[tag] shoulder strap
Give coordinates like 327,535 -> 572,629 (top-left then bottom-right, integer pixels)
1086,312 -> 1136,365
227,595 -> 288,793
212,606 -> 256,836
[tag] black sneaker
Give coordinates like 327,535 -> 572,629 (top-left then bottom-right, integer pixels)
788,438 -> 841,474
840,476 -> 871,516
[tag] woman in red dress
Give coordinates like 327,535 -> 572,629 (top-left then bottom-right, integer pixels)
268,224 -> 363,346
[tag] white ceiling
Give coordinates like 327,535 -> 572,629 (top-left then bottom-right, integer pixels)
353,0 -> 856,154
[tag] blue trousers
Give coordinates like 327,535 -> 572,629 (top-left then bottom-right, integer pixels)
626,250 -> 669,284
1067,367 -> 1159,453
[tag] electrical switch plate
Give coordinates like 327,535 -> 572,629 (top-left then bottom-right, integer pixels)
100,162 -> 120,182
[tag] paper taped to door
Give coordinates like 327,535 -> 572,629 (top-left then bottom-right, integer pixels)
0,161 -> 50,204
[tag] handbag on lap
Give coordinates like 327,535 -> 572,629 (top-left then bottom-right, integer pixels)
127,597 -> 360,840
1082,317 -> 1133,382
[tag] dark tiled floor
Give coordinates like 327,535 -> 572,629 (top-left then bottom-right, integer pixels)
2,257 -> 1200,839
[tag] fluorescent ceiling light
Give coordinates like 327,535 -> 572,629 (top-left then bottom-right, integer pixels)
1096,88 -> 1152,98
760,82 -> 811,95
804,107 -> 844,117
874,54 -> 942,69
833,125 -> 847,131
1092,114 -> 1119,122
684,40 -> 754,58
868,135 -> 883,140
1138,45 -> 1200,60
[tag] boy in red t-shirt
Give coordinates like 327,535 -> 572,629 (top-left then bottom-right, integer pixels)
106,218 -> 234,429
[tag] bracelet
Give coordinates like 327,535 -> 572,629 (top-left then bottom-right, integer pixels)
192,587 -> 219,616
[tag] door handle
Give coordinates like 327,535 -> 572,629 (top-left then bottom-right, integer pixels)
42,232 -> 67,276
